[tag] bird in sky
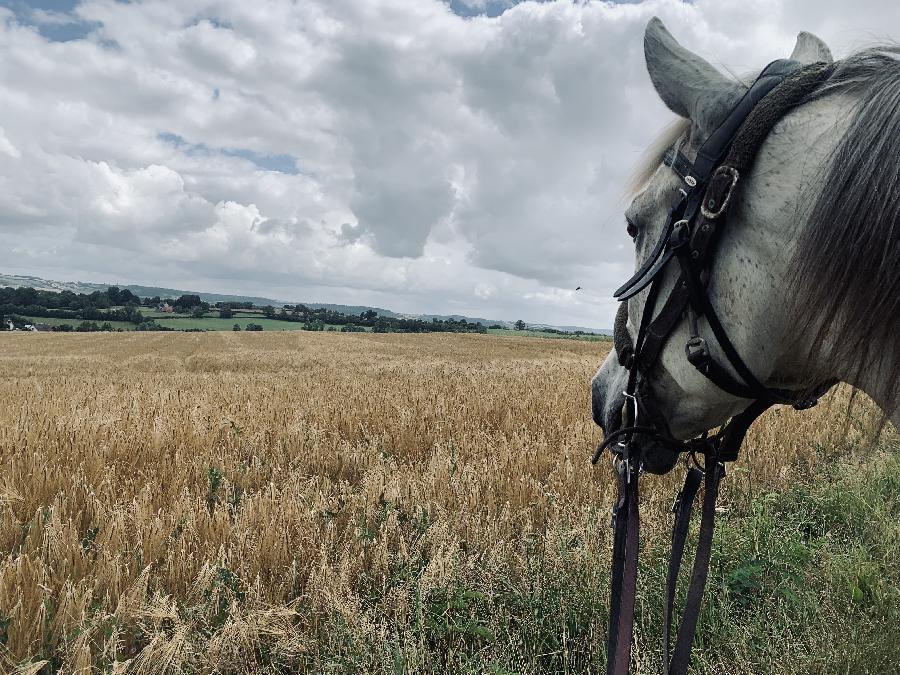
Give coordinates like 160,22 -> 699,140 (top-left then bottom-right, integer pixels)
575,286 -> 582,291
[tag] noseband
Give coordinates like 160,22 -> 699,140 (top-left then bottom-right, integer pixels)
596,59 -> 837,675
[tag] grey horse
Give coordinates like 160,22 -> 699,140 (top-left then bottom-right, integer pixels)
592,17 -> 900,448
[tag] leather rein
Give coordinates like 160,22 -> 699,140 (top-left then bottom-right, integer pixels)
595,59 -> 837,675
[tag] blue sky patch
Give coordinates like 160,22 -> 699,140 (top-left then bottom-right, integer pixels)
0,0 -> 101,42
158,132 -> 302,175
446,0 -> 521,18
446,0 -> 639,18
225,149 -> 300,174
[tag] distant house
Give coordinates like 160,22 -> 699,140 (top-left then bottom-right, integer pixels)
33,323 -> 53,332
157,303 -> 174,313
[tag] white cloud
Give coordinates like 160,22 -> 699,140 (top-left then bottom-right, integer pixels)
0,126 -> 20,158
0,0 -> 897,326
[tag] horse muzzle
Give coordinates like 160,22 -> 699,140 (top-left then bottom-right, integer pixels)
591,353 -> 680,475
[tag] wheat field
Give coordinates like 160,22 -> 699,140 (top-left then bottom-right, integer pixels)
0,332 -> 896,674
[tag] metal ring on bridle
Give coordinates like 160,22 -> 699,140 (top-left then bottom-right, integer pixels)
700,165 -> 740,219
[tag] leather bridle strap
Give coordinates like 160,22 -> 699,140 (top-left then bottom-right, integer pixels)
607,447 -> 729,675
607,465 -> 640,675
661,399 -> 771,674
606,470 -> 628,670
663,148 -> 694,184
667,457 -> 724,674
662,466 -> 703,666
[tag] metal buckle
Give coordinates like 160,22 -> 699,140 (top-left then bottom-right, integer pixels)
684,336 -> 710,368
623,454 -> 637,484
668,219 -> 691,250
610,392 -> 642,484
612,444 -> 638,484
700,165 -> 739,220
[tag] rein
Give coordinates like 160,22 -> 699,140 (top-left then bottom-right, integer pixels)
597,59 -> 836,675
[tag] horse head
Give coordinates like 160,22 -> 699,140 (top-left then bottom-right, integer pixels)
592,17 -> 900,473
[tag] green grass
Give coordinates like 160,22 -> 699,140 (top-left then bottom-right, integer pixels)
300,445 -> 900,674
686,452 -> 900,674
488,327 -> 613,342
18,316 -> 135,330
142,310 -> 265,319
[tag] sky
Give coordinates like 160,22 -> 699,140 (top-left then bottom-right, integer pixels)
0,0 -> 898,326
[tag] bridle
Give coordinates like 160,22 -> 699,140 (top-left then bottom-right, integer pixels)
594,59 -> 837,675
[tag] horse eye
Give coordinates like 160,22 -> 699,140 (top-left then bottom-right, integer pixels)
626,218 -> 638,240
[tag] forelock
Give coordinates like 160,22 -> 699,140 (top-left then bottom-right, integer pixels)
625,118 -> 690,199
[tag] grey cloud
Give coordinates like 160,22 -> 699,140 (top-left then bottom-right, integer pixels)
339,222 -> 365,244
0,0 -> 896,328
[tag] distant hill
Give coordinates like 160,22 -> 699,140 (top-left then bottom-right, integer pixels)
0,272 -> 608,333
0,273 -> 401,316
0,273 -> 107,295
0,274 -> 282,307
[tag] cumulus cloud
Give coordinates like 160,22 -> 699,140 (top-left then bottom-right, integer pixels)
0,127 -> 20,158
0,0 -> 897,326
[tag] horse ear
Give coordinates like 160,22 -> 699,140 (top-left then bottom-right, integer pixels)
790,31 -> 833,64
643,17 -> 743,133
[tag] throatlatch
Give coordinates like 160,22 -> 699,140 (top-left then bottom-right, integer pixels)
596,59 -> 836,675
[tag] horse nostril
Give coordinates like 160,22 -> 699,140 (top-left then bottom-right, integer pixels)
592,391 -> 606,431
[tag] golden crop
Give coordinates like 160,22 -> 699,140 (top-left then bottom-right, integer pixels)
0,332 -> 892,673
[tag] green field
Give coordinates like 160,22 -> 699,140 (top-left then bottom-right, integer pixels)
17,312 -> 604,339
488,327 -> 612,341
150,317 -> 354,331
19,316 -> 136,330
142,310 -> 265,319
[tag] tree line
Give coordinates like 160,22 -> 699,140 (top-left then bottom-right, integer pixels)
0,286 -> 488,334
0,283 -> 145,325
